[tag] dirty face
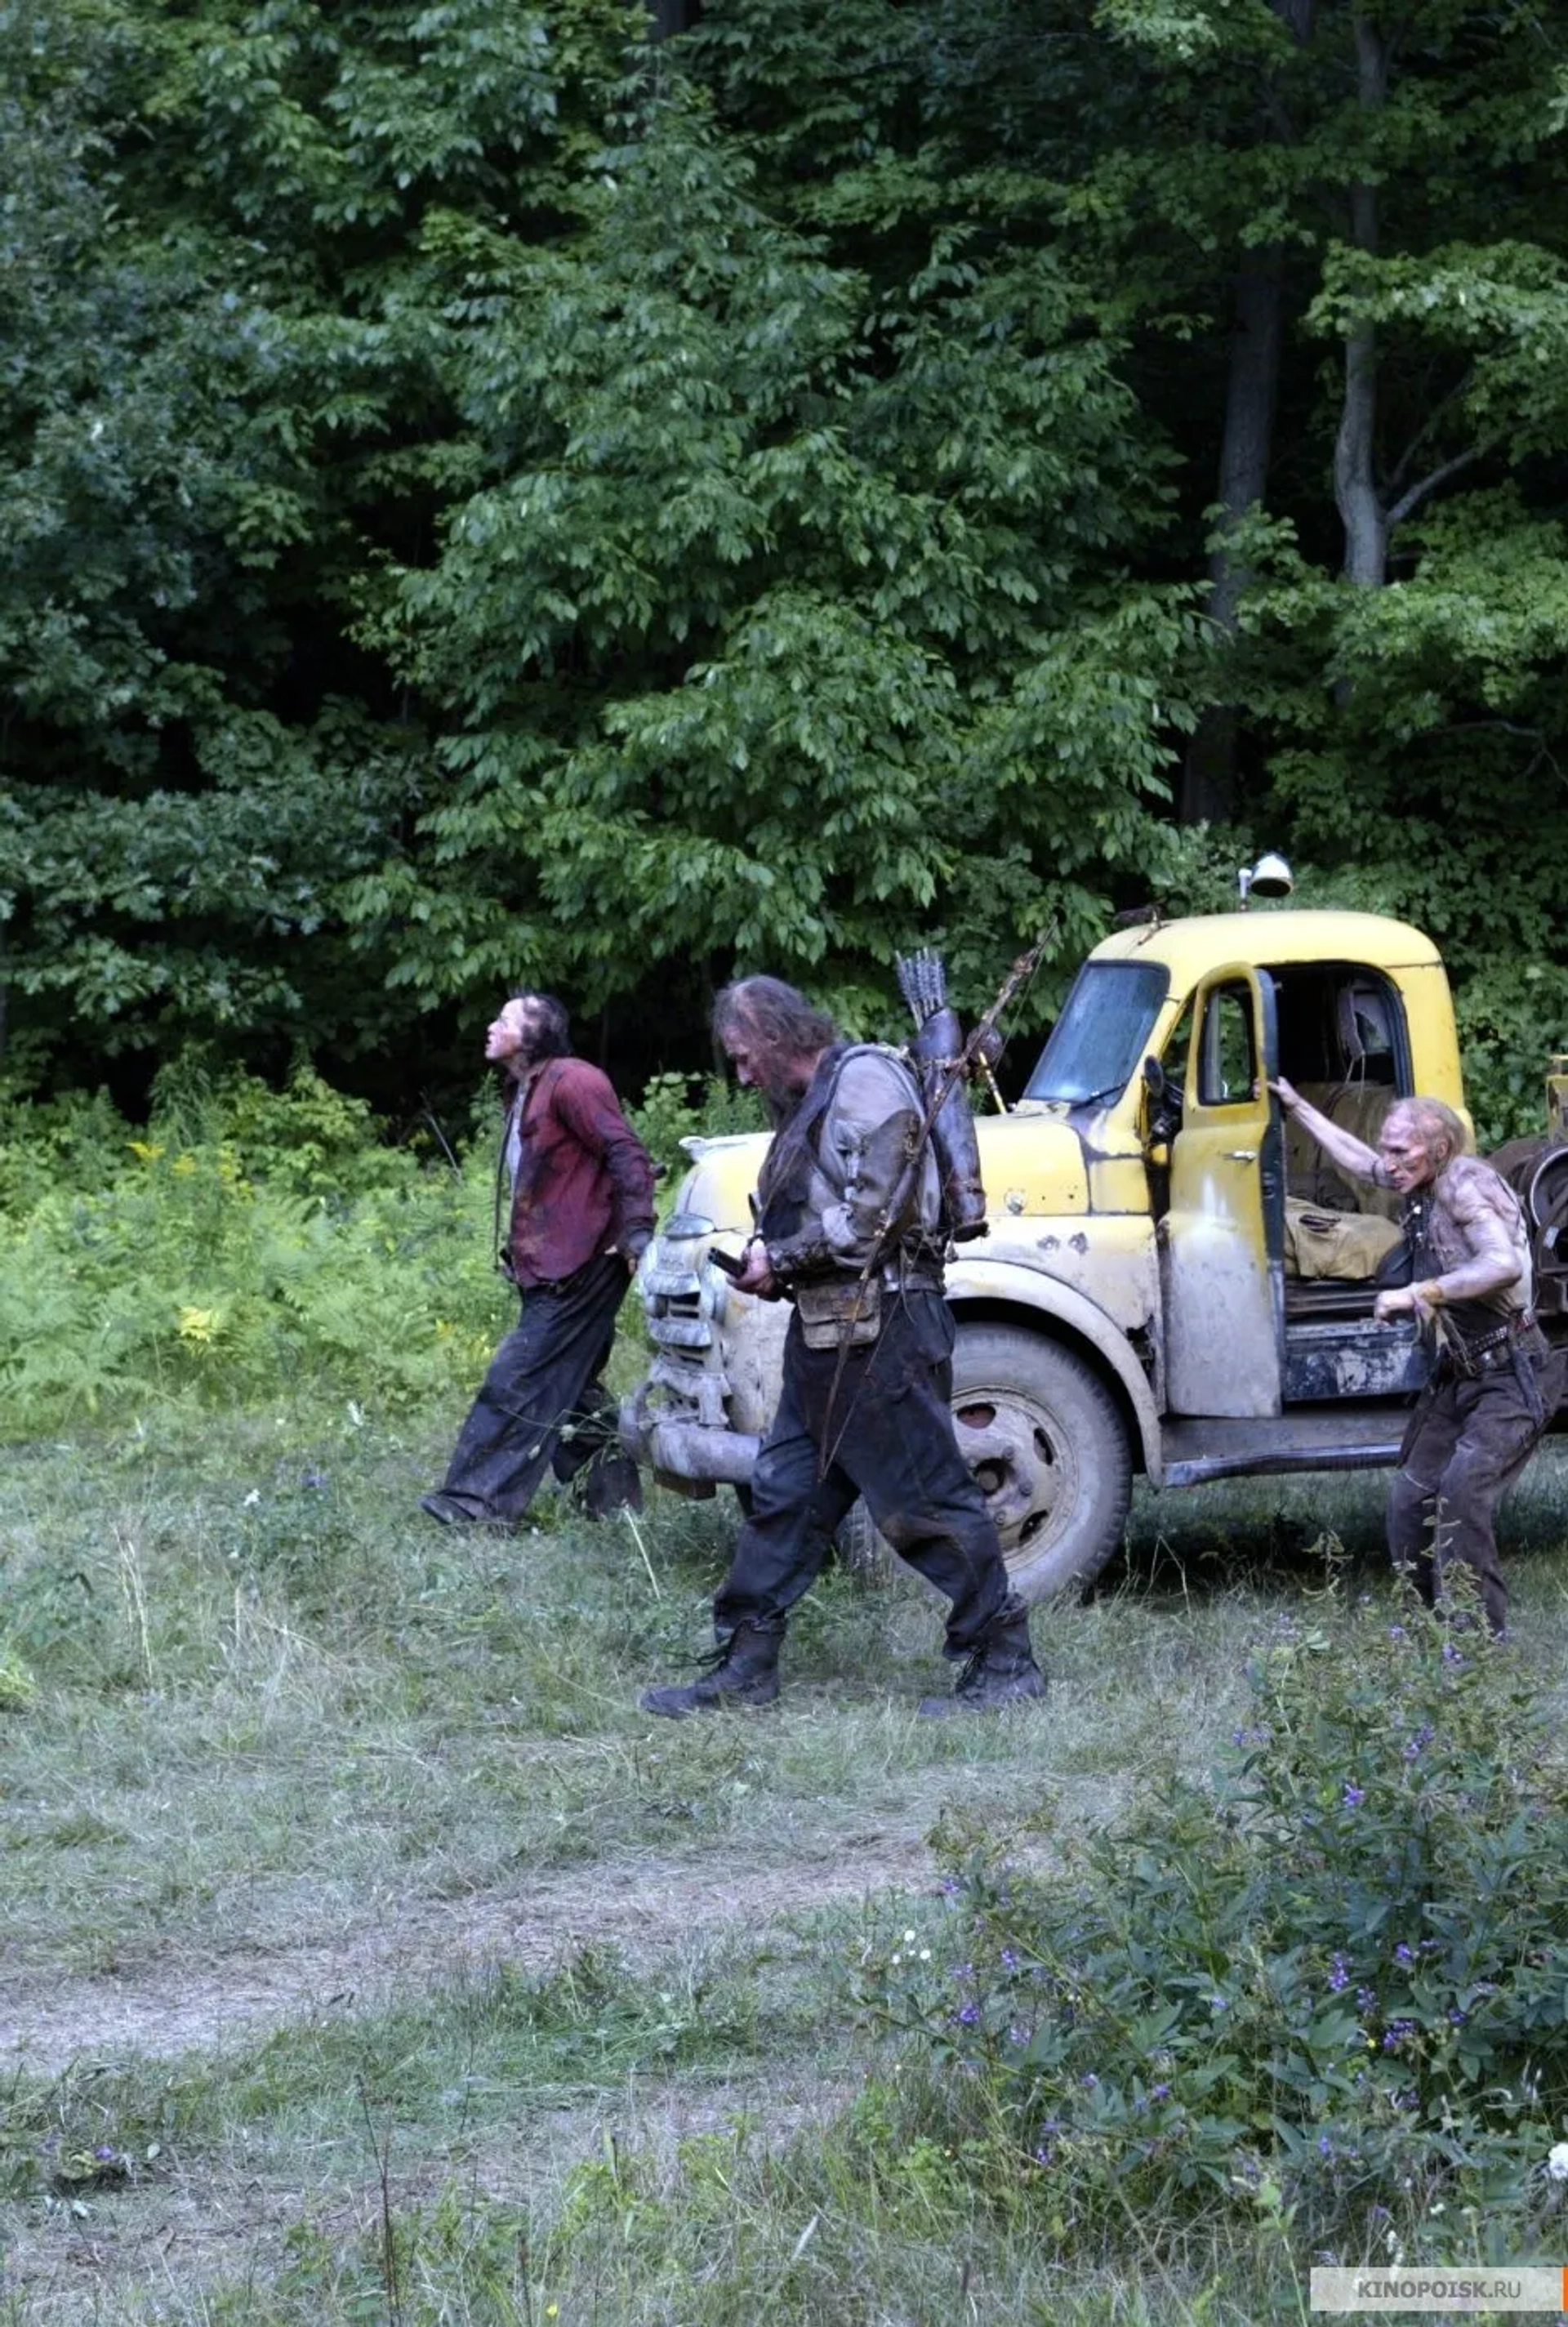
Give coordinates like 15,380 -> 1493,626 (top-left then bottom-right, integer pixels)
1378,1106 -> 1441,1194
722,1019 -> 815,1113
485,997 -> 537,1068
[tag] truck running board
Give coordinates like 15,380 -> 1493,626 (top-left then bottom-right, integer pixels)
1160,1402 -> 1409,1489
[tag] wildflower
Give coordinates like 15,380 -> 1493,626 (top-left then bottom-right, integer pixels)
953,1964 -> 973,1984
902,1929 -> 916,1945
1033,2145 -> 1053,2167
1393,1943 -> 1414,1966
1402,1725 -> 1435,1760
956,2002 -> 980,2026
1544,2142 -> 1568,2183
940,1875 -> 961,1897
1080,2072 -> 1099,2089
1382,2020 -> 1416,2052
94,2145 -> 117,2161
1151,2083 -> 1169,2102
1441,1641 -> 1464,1666
1328,1953 -> 1351,1993
1387,1625 -> 1406,1641
1357,1987 -> 1378,2014
1000,1948 -> 1020,1972
1318,2134 -> 1334,2159
1447,2007 -> 1468,2026
1008,2026 -> 1027,2047
1342,1782 -> 1365,1808
918,1949 -> 931,1963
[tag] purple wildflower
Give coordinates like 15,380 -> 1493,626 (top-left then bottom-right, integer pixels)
1328,1953 -> 1352,1994
1000,1948 -> 1020,1973
1342,1782 -> 1365,1808
1318,2133 -> 1334,2159
1393,1942 -> 1414,1966
956,2002 -> 980,2026
1357,1987 -> 1378,2014
1387,1624 -> 1405,1641
1151,2082 -> 1170,2102
1402,1725 -> 1435,1761
1442,1641 -> 1464,1667
1382,2020 -> 1416,2052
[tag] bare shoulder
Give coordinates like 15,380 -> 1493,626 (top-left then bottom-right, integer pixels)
1442,1155 -> 1520,1225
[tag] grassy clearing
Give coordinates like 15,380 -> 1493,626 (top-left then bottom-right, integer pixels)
4,1398 -> 1568,2321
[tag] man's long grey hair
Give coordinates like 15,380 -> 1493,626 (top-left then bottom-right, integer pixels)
711,976 -> 837,1059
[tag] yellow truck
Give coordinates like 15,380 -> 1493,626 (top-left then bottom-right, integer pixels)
621,906 -> 1568,1602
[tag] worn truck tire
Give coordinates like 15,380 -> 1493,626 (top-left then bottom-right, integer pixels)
838,1324 -> 1133,1603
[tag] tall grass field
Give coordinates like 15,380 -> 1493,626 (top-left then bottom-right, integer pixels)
5,1073 -> 1568,2324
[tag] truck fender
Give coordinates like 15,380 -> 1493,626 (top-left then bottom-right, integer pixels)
944,1255 -> 1164,1485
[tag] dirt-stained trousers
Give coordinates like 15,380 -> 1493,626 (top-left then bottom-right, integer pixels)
1386,1343 -> 1565,1634
433,1251 -> 642,1522
712,1290 -> 1012,1656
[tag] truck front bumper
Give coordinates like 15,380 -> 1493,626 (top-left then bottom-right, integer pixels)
617,1387 -> 760,1492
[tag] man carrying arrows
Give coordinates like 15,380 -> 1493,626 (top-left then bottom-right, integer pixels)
639,974 -> 1045,1719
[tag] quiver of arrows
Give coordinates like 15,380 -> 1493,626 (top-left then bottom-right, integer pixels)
895,950 -> 989,1242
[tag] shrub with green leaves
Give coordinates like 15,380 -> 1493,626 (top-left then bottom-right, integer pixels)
862,1592 -> 1568,2258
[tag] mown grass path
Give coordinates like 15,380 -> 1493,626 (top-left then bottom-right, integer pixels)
5,1411 -> 1568,2322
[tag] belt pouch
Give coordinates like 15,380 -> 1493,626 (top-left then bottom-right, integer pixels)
795,1277 -> 882,1350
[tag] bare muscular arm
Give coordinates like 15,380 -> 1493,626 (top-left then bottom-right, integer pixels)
1271,1076 -> 1391,1188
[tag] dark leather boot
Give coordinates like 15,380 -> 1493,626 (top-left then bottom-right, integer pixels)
640,1620 -> 783,1719
918,1594 -> 1045,1718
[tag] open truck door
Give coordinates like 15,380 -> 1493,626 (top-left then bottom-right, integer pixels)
1161,964 -> 1285,1418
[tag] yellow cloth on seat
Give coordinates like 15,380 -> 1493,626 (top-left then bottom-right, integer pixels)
1284,1197 -> 1403,1282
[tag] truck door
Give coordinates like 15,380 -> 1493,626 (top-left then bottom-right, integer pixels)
1161,965 -> 1285,1417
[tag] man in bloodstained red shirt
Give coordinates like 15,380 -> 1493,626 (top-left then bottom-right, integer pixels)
421,991 -> 657,1528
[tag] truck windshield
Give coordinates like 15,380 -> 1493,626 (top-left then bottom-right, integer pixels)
1023,961 -> 1171,1106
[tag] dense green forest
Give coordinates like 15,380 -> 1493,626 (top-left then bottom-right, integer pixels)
3,0 -> 1567,1128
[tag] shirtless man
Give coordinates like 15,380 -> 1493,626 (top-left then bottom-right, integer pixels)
1273,1083 -> 1562,1634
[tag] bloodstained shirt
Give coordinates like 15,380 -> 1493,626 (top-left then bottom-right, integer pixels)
504,1057 -> 657,1289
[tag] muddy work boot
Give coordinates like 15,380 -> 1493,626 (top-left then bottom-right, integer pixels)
918,1595 -> 1045,1718
639,1620 -> 783,1719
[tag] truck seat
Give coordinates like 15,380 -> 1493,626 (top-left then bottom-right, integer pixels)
1283,1081 -> 1401,1222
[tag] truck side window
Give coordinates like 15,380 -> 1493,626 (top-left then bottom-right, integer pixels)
1198,983 -> 1255,1106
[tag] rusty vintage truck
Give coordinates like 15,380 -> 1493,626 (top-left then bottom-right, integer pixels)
620,905 -> 1568,1603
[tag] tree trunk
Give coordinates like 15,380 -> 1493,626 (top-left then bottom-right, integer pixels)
1334,16 -> 1388,587
1179,0 -> 1316,823
1181,252 -> 1288,822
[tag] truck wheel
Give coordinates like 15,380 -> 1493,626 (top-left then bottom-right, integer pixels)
952,1325 -> 1132,1603
835,1326 -> 1133,1602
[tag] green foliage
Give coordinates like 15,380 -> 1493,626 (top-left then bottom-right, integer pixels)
0,1060 -> 761,1433
0,1067 -> 500,1431
3,0 -> 1568,1107
862,1586 -> 1568,2256
626,1069 -> 766,1183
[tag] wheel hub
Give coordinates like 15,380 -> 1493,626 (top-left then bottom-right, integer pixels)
954,1395 -> 1075,1554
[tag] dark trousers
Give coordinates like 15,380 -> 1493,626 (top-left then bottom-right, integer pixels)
713,1291 -> 1012,1657
1386,1344 -> 1565,1634
434,1253 -> 641,1522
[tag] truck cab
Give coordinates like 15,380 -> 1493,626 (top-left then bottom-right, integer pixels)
621,910 -> 1472,1602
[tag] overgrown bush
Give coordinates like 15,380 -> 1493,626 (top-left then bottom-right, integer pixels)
859,1589 -> 1568,2262
0,1063 -> 756,1435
